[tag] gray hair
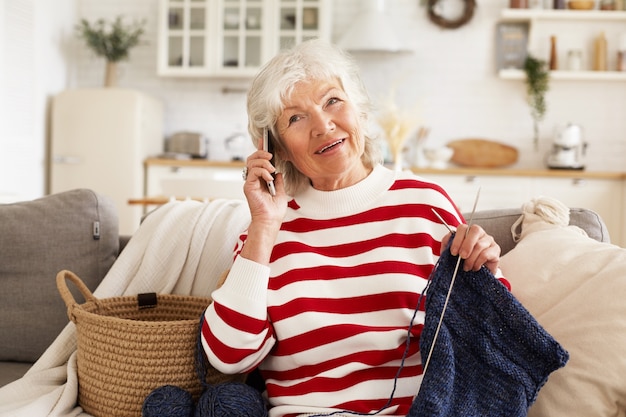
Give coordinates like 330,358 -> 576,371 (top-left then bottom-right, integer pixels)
246,39 -> 383,195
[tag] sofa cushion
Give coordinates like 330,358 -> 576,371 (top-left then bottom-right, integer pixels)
0,189 -> 119,362
469,206 -> 610,256
500,197 -> 626,416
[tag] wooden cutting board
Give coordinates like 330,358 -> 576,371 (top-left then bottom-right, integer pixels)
446,139 -> 519,168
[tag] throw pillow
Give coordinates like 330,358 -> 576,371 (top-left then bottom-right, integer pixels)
500,196 -> 626,416
0,189 -> 119,362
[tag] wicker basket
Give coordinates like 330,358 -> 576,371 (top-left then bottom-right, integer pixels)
57,270 -> 237,417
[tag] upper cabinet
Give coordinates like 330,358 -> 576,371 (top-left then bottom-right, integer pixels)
497,8 -> 626,81
158,0 -> 331,78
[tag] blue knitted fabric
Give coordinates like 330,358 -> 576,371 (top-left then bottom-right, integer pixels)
408,244 -> 569,417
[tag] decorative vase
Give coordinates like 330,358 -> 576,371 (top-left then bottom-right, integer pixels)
104,61 -> 118,87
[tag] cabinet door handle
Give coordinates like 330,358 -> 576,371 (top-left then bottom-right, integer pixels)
53,155 -> 82,164
572,178 -> 586,187
465,175 -> 478,184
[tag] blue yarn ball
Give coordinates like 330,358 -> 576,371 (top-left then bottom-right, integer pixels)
142,385 -> 195,417
195,382 -> 267,417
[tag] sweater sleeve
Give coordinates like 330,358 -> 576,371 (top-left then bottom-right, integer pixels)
200,255 -> 276,374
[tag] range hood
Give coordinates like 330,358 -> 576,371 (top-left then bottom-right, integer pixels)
337,0 -> 410,53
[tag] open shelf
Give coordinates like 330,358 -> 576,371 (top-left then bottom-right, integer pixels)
497,8 -> 626,80
499,68 -> 626,80
500,8 -> 626,21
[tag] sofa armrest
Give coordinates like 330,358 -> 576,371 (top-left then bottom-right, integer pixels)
469,207 -> 610,256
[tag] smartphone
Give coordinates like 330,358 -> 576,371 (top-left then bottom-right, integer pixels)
263,128 -> 277,196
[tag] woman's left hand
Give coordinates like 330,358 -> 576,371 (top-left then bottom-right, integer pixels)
441,224 -> 500,274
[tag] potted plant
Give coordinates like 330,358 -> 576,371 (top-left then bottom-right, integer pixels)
76,16 -> 146,87
523,54 -> 550,150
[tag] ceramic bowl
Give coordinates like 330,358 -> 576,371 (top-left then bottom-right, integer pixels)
424,146 -> 454,169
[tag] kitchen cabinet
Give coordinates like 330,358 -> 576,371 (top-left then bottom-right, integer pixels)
157,0 -> 331,77
420,170 -> 624,247
145,159 -> 246,200
532,176 -> 623,244
143,159 -> 626,247
498,9 -> 626,81
421,173 -> 533,213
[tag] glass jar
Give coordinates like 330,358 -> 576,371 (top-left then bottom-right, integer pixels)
567,49 -> 583,71
600,0 -> 616,9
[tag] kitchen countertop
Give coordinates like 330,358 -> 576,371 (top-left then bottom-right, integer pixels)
145,157 -> 245,168
145,158 -> 626,180
411,166 -> 626,179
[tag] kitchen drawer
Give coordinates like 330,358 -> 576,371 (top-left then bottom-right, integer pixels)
532,177 -> 623,246
146,164 -> 245,200
422,173 -> 532,214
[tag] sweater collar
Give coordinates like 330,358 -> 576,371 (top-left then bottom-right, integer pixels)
290,164 -> 397,216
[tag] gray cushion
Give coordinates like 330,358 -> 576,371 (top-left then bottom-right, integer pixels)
469,207 -> 610,256
0,362 -> 30,387
0,189 -> 119,362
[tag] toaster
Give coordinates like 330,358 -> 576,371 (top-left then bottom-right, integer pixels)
166,131 -> 209,158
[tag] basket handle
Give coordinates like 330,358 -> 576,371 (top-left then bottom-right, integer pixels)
56,270 -> 98,321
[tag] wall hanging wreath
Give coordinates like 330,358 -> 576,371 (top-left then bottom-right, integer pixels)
427,0 -> 476,29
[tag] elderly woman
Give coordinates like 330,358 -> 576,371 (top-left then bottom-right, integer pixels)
201,39 -> 502,416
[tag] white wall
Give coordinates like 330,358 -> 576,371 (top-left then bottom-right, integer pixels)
73,0 -> 252,162
73,0 -> 626,169
0,0 -> 76,202
334,0 -> 626,169
3,0 -> 625,201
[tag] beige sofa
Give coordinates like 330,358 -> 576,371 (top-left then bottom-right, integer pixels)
0,189 -> 613,397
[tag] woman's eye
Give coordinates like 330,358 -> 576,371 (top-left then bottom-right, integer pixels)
327,97 -> 339,106
288,115 -> 300,125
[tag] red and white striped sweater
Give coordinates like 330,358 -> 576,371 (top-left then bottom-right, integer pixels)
202,164 -> 477,417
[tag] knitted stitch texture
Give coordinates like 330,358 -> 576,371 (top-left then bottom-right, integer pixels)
408,243 -> 569,417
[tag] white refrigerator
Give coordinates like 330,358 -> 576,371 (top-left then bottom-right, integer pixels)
50,88 -> 164,235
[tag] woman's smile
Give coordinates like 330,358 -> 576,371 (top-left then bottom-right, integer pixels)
315,138 -> 346,155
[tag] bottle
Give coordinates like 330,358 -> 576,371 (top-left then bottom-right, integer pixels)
593,32 -> 608,71
550,36 -> 558,70
618,33 -> 626,72
510,0 -> 528,8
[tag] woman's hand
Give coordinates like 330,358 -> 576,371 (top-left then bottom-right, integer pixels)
240,139 -> 289,265
441,224 -> 500,274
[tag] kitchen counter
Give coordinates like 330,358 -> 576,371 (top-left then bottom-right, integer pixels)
411,166 -> 626,179
143,157 -> 626,246
145,157 -> 245,168
145,158 -> 625,179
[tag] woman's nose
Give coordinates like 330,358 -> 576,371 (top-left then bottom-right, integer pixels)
311,111 -> 334,137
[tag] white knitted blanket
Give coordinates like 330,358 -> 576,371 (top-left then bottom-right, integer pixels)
0,198 -> 250,417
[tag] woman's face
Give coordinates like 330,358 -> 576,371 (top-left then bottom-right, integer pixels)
276,78 -> 370,191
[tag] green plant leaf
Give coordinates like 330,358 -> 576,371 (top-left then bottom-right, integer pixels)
523,55 -> 550,122
523,54 -> 550,148
76,16 -> 146,62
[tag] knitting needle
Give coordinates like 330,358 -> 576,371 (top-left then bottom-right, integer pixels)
422,187 -> 481,376
431,208 -> 455,234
